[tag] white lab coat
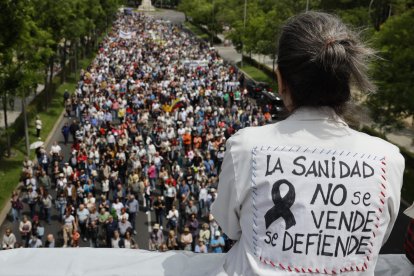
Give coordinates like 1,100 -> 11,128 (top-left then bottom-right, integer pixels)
212,107 -> 404,276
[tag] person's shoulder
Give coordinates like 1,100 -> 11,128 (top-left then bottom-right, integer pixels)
349,128 -> 403,158
226,124 -> 276,148
346,128 -> 405,172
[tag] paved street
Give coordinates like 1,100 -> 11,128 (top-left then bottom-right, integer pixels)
0,8 -> 412,255
0,113 -> 157,249
148,9 -> 185,24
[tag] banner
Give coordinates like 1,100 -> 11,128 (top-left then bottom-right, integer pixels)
182,60 -> 209,69
119,30 -> 132,39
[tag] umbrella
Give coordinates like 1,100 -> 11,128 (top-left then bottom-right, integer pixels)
30,141 -> 44,150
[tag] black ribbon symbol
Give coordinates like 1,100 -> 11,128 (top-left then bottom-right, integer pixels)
264,179 -> 296,230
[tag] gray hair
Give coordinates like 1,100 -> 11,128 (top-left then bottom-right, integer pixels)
277,11 -> 375,114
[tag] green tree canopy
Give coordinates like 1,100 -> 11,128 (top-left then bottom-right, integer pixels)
367,8 -> 414,129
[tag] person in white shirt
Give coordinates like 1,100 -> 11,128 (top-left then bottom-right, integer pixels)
2,228 -> 16,250
111,230 -> 121,248
28,235 -> 42,248
63,211 -> 75,247
112,198 -> 124,219
166,205 -> 179,231
62,163 -> 73,178
50,141 -> 62,156
212,12 -> 404,276
177,125 -> 185,136
35,116 -> 42,139
198,183 -> 208,218
56,173 -> 67,193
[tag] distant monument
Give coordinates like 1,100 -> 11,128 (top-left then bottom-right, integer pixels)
138,0 -> 155,11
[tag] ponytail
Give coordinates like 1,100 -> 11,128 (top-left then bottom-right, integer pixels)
277,12 -> 376,114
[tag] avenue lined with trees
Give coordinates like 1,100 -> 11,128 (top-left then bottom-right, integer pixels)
0,0 -> 411,263
178,0 -> 414,132
0,0 -> 122,158
0,0 -> 122,212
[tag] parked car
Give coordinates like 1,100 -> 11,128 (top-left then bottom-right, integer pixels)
256,90 -> 288,120
245,80 -> 272,99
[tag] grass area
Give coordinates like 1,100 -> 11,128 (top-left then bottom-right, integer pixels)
240,65 -> 273,83
0,58 -> 93,211
0,150 -> 25,211
133,8 -> 161,12
184,22 -> 210,41
239,64 -> 278,92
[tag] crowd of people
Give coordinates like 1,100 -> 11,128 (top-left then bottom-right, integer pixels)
3,11 -> 274,251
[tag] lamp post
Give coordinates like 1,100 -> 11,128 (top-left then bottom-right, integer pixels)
241,0 -> 247,67
211,0 -> 215,46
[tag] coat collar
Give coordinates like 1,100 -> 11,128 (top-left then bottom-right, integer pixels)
286,106 -> 348,126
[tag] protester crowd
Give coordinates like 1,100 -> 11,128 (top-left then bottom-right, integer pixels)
3,11 -> 273,251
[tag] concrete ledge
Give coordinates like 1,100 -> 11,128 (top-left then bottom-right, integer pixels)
0,249 -> 411,276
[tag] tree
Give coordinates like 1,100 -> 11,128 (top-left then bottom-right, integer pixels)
14,3 -> 51,155
178,0 -> 199,21
0,0 -> 28,157
32,0 -> 71,105
223,0 -> 300,55
83,0 -> 105,56
367,8 -> 414,131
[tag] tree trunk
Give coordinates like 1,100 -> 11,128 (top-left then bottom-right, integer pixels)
2,94 -> 11,157
90,29 -> 97,55
74,39 -> 78,81
44,66 -> 49,111
92,30 -> 98,51
48,56 -> 54,93
22,95 -> 30,156
60,39 -> 67,84
80,36 -> 86,59
89,34 -> 94,56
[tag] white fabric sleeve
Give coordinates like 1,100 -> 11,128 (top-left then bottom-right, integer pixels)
382,151 -> 405,245
211,139 -> 242,241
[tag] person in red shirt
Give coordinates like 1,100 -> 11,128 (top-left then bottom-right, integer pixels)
182,130 -> 192,151
165,176 -> 177,187
72,229 -> 80,247
193,133 -> 202,149
77,150 -> 88,170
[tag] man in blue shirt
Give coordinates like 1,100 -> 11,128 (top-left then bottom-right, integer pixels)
210,231 -> 225,253
77,204 -> 90,242
126,194 -> 139,234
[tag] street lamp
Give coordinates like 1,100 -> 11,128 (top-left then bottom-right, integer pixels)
241,0 -> 247,67
211,0 -> 215,46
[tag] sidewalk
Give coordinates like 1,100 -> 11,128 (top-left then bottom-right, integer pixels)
0,65 -> 62,128
0,84 -> 44,128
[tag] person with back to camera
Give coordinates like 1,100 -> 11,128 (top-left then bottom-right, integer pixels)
211,12 -> 405,276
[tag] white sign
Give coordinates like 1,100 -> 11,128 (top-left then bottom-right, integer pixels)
182,60 -> 209,69
119,30 -> 132,39
251,146 -> 387,274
